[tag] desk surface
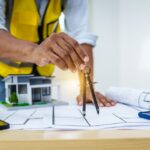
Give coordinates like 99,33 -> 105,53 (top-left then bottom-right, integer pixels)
1,130 -> 150,150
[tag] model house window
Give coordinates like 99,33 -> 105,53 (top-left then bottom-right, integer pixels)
42,87 -> 50,96
18,84 -> 27,94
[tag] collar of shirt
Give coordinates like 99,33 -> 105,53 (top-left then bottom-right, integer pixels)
36,0 -> 48,25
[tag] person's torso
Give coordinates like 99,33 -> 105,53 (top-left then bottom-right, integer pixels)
6,0 -> 63,42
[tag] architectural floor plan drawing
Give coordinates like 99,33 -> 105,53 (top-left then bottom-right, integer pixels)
0,103 -> 150,130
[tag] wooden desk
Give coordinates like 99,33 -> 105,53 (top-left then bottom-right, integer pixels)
0,130 -> 150,150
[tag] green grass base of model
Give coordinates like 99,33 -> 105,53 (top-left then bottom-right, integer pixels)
0,99 -> 57,108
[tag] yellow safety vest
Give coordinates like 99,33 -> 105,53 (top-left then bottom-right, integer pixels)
0,0 -> 62,77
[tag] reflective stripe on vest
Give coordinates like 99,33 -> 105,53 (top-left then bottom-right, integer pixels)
0,0 -> 61,77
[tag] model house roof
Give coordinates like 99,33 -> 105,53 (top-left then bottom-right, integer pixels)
3,74 -> 33,81
3,75 -> 54,84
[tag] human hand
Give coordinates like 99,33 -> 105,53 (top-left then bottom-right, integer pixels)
76,89 -> 116,107
31,32 -> 89,72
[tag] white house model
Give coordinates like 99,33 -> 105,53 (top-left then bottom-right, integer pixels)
3,75 -> 54,105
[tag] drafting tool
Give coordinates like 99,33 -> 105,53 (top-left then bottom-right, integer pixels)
82,66 -> 99,116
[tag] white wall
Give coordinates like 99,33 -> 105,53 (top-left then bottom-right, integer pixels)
119,0 -> 150,89
89,0 -> 120,93
90,0 -> 150,91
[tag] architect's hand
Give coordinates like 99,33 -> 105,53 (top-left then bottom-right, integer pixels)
76,90 -> 116,107
32,32 -> 89,72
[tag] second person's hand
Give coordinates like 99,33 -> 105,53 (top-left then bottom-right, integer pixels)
77,90 -> 117,107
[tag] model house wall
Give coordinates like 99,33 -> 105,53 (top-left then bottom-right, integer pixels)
3,75 -> 52,105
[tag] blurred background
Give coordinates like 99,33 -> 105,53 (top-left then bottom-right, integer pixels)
54,0 -> 150,102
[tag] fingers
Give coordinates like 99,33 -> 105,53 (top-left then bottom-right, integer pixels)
96,92 -> 116,107
32,51 -> 50,67
59,32 -> 89,68
76,92 -> 117,107
51,43 -> 76,72
55,38 -> 77,72
60,33 -> 89,61
36,58 -> 49,67
35,32 -> 89,72
57,38 -> 82,67
47,50 -> 68,70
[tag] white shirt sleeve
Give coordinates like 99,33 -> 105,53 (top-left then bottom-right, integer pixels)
0,0 -> 7,31
63,0 -> 97,46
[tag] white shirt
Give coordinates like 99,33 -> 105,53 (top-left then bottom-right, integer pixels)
0,0 -> 97,46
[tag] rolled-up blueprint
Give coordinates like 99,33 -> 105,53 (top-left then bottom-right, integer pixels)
106,87 -> 150,110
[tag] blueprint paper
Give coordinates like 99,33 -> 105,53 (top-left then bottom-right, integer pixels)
0,109 -> 15,120
5,109 -> 35,125
55,106 -> 87,126
55,105 -> 82,118
0,103 -> 150,130
106,87 -> 150,109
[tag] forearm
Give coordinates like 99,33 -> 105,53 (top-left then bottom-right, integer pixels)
0,30 -> 37,63
0,30 -> 89,70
